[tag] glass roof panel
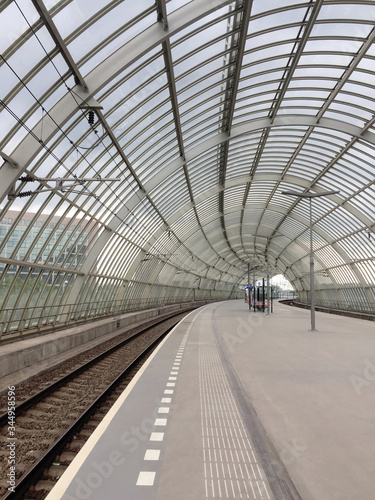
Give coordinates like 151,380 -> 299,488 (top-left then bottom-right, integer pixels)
54,0 -> 154,39
318,3 -> 375,22
0,1 -> 39,53
310,21 -> 374,39
304,38 -> 363,54
76,12 -> 156,75
245,25 -> 302,51
166,0 -> 195,15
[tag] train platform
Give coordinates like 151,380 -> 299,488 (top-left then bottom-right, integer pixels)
47,300 -> 375,500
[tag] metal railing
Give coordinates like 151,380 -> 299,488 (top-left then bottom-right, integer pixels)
0,298 -> 179,339
293,298 -> 375,315
0,296 -> 235,340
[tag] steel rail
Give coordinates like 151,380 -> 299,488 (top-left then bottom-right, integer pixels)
2,317 -> 182,499
0,309 -> 191,428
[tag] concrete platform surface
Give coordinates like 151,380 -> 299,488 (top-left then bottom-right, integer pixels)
46,300 -> 375,500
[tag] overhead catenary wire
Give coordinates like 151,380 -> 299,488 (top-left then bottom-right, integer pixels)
1,46 -> 191,271
7,3 -> 208,272
12,0 -> 236,279
0,2 -> 242,283
0,98 -> 236,281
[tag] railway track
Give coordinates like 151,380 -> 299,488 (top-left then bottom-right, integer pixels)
280,299 -> 375,321
0,310 -> 190,499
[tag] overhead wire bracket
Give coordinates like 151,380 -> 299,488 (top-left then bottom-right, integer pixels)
8,176 -> 120,199
0,152 -> 18,168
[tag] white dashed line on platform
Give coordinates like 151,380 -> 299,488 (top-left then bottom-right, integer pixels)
136,330 -> 191,490
150,432 -> 164,441
154,418 -> 167,426
144,449 -> 161,461
136,471 -> 156,486
158,407 -> 169,413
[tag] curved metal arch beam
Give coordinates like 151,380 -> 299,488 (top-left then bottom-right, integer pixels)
3,3 -> 250,304
143,115 -> 375,195
160,188 -> 348,249
278,231 -> 370,302
160,200 -> 358,289
140,127 -> 372,283
108,185 -> 370,296
194,224 -> 305,270
0,0 -> 234,204
136,237 -> 243,287
3,54 -> 375,205
109,182 -> 362,289
115,234 -> 244,296
2,7 -> 373,299
145,206 -> 314,281
4,92 -> 373,242
75,174 -> 366,307
280,223 -> 374,302
84,173 -> 371,301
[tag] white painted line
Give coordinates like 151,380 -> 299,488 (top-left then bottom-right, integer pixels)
144,449 -> 161,461
154,418 -> 167,426
161,397 -> 171,403
158,407 -> 170,413
164,389 -> 174,394
45,314 -> 185,500
136,471 -> 156,486
169,376 -> 177,380
150,432 -> 164,441
249,476 -> 256,497
171,371 -> 178,375
236,479 -> 242,498
264,481 -> 271,499
167,382 -> 176,387
217,475 -> 222,498
256,480 -> 264,498
224,478 -> 229,497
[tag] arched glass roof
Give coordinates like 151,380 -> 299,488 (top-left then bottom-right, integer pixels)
1,0 -> 375,336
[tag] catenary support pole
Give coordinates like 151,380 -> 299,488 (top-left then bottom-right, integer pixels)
267,247 -> 270,315
253,268 -> 256,312
309,197 -> 316,331
262,278 -> 265,312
